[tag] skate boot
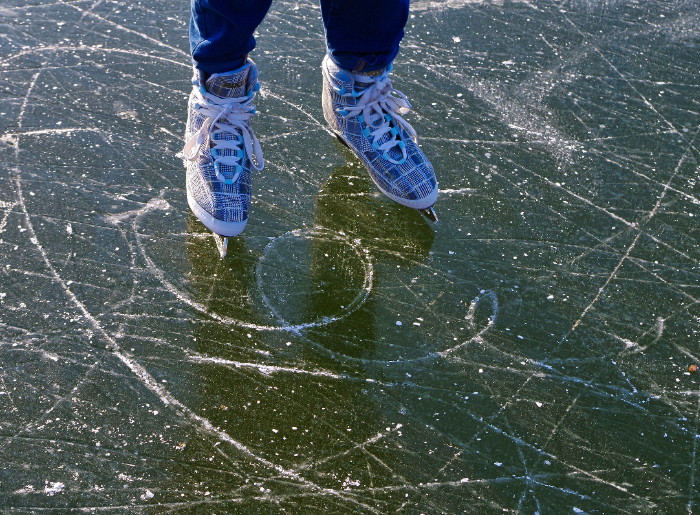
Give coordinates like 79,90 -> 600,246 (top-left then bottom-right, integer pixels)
179,60 -> 264,257
321,55 -> 438,222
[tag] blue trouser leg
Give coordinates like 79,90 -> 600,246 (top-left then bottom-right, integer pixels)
190,0 -> 409,74
319,0 -> 409,73
190,0 -> 273,74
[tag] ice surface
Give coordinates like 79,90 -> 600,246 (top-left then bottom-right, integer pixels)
2,0 -> 700,512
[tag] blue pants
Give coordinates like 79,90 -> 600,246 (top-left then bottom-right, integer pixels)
190,0 -> 410,74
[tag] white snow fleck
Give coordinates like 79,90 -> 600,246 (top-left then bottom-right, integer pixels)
460,477 -> 469,483
396,321 -> 402,326
535,401 -> 543,407
342,476 -> 361,487
140,489 -> 154,500
44,482 -> 64,496
547,294 -> 554,300
494,462 -> 503,467
66,223 -> 72,235
452,36 -> 461,43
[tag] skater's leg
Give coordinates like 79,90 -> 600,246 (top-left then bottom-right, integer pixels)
319,0 -> 409,73
182,0 -> 269,253
319,0 -> 439,221
190,0 -> 273,75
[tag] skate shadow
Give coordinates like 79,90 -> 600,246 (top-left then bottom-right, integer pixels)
320,137 -> 436,259
184,214 -> 259,324
301,141 -> 436,359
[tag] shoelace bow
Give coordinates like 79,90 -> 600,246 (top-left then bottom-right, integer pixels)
178,89 -> 264,185
336,71 -> 416,165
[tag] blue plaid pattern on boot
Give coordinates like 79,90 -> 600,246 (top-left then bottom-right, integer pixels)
180,60 -> 264,237
322,55 -> 438,210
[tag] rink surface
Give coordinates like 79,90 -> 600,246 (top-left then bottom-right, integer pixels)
2,0 -> 700,513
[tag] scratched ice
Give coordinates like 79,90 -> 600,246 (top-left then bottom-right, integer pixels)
1,0 -> 700,513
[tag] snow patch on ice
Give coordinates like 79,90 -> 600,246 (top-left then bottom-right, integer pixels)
44,482 -> 64,496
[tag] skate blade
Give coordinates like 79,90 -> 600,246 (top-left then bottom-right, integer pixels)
419,207 -> 439,223
213,233 -> 228,258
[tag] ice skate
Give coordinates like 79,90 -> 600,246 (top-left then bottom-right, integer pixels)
322,55 -> 438,223
179,60 -> 264,257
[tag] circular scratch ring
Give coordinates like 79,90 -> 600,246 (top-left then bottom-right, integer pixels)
255,227 -> 374,330
132,204 -> 373,332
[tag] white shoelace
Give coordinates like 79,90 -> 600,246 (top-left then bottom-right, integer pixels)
336,70 -> 416,165
179,89 -> 264,184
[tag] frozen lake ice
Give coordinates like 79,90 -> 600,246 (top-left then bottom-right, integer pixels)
2,0 -> 700,512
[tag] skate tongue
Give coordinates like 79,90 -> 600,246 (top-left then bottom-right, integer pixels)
355,68 -> 384,78
205,64 -> 252,99
352,67 -> 388,94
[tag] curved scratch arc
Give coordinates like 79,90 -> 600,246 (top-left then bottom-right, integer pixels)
7,85 -> 355,506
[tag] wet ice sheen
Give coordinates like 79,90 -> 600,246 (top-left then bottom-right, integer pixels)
1,0 -> 700,513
